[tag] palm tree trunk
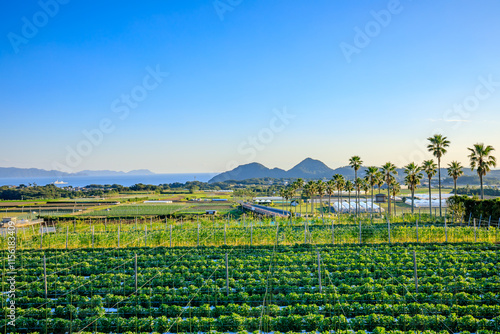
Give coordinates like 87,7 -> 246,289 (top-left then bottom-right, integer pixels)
438,159 -> 442,218
387,179 -> 391,217
320,194 -> 324,219
355,171 -> 358,216
328,193 -> 331,216
411,188 -> 415,214
480,174 -> 484,199
348,191 -> 351,214
428,177 -> 432,218
454,178 -> 457,195
371,186 -> 374,223
338,189 -> 341,215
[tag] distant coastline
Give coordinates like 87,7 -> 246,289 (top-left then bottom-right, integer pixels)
0,173 -> 217,188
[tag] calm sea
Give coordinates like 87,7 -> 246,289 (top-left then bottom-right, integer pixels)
0,173 -> 217,188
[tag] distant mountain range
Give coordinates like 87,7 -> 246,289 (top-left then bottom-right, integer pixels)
209,158 -> 364,183
0,167 -> 155,178
208,158 -> 500,183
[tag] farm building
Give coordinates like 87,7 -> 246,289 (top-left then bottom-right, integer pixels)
253,196 -> 283,204
375,193 -> 386,203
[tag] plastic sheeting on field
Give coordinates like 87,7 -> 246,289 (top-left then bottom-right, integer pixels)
330,201 -> 384,213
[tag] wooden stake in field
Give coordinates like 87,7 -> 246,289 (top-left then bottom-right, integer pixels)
444,218 -> 448,243
387,215 -> 391,244
358,219 -> 362,244
66,226 -> 68,250
117,226 -> 120,248
92,226 -> 94,248
413,250 -> 418,293
197,224 -> 200,247
169,225 -> 172,247
317,251 -> 322,293
474,218 -> 477,242
134,253 -> 138,294
224,223 -> 227,245
144,226 -> 147,247
43,254 -> 48,299
304,221 -> 307,244
331,218 -> 335,245
225,253 -> 229,296
250,221 -> 253,246
416,219 -> 419,243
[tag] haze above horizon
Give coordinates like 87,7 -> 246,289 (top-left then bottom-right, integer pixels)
1,1 -> 499,174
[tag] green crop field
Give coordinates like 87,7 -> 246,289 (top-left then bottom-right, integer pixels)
82,204 -> 188,216
3,243 -> 499,333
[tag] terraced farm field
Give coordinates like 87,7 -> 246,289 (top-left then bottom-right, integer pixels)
83,204 -> 188,216
3,243 -> 499,333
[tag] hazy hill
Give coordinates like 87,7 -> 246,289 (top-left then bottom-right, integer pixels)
0,167 -> 155,178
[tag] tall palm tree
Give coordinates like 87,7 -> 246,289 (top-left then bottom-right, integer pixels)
279,187 -> 287,214
354,177 -> 364,214
365,166 -> 379,216
376,171 -> 384,194
333,174 -> 346,214
468,143 -> 497,199
303,181 -> 313,217
345,180 -> 354,214
447,161 -> 464,196
316,180 -> 326,219
349,156 -> 363,215
361,178 -> 369,198
381,162 -> 398,217
422,159 -> 437,218
326,180 -> 335,215
427,134 -> 450,217
404,162 -> 423,214
389,176 -> 401,215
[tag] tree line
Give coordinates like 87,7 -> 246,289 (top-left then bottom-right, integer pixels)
277,135 -> 496,218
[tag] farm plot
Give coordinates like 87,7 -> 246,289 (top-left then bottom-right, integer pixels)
2,243 -> 499,333
82,203 -> 189,216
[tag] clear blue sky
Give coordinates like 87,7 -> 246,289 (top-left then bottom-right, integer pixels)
1,0 -> 499,173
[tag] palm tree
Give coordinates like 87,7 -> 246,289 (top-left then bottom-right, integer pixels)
365,166 -> 379,216
404,162 -> 423,214
447,161 -> 464,196
422,159 -> 437,218
279,187 -> 287,214
304,181 -> 315,217
333,174 -> 346,214
468,143 -> 497,199
361,179 -> 369,198
427,134 -> 450,218
326,180 -> 335,215
376,171 -> 384,194
354,177 -> 363,214
389,176 -> 401,215
345,180 -> 354,214
316,180 -> 326,219
349,156 -> 363,215
381,162 -> 398,217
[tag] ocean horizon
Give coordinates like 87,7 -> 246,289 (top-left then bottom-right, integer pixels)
0,173 -> 218,188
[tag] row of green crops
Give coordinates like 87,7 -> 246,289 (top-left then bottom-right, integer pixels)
3,218 -> 500,250
1,243 -> 499,333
